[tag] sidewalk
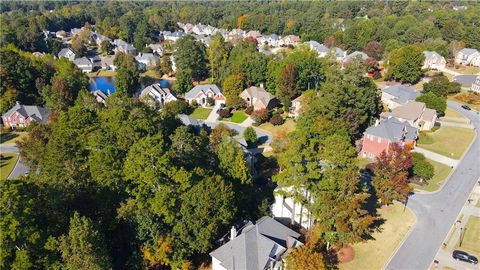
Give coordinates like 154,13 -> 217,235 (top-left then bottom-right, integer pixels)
437,121 -> 474,129
413,147 -> 459,167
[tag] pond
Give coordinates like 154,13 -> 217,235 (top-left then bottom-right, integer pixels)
89,76 -> 171,95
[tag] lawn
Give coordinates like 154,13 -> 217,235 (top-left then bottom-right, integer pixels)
444,108 -> 464,119
258,118 -> 296,136
339,202 -> 415,270
455,216 -> 480,257
417,126 -> 475,159
189,107 -> 212,120
224,111 -> 248,123
0,132 -> 27,144
357,157 -> 372,169
88,70 -> 117,77
411,158 -> 452,192
141,69 -> 164,79
446,66 -> 480,75
0,153 -> 19,180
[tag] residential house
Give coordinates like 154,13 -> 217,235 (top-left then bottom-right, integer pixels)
227,29 -> 246,43
271,187 -> 314,229
58,48 -> 76,61
135,53 -> 160,70
185,84 -> 225,106
306,41 -> 329,58
262,34 -> 280,47
455,48 -> 480,66
422,51 -> 446,70
89,55 -> 102,69
381,84 -> 420,109
380,101 -> 437,131
179,23 -> 194,34
55,30 -> 68,39
113,39 -> 137,55
191,24 -> 207,35
332,47 -> 347,61
210,216 -> 303,270
93,90 -> 108,104
289,95 -> 303,119
246,30 -> 262,39
280,35 -> 300,46
178,113 -> 203,128
93,32 -> 111,46
147,43 -> 165,56
73,57 -> 93,73
170,55 -> 177,72
100,55 -> 116,71
342,51 -> 368,66
70,27 -> 82,36
161,31 -> 186,42
471,75 -> 480,93
140,84 -> 177,109
240,86 -> 279,111
2,102 -> 50,128
361,117 -> 418,160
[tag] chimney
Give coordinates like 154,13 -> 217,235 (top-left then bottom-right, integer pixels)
230,226 -> 237,240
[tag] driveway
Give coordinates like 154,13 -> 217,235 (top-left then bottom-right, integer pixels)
386,101 -> 480,270
206,103 -> 222,122
203,121 -> 273,145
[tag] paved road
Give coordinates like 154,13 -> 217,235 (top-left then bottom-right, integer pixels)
0,144 -> 29,178
204,121 -> 273,144
386,101 -> 480,270
0,144 -> 19,153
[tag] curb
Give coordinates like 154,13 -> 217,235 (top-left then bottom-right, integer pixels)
6,155 -> 21,179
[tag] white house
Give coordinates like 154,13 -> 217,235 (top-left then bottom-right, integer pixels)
342,51 -> 368,66
73,57 -> 93,73
306,41 -> 329,58
161,31 -> 186,42
471,75 -> 480,93
147,43 -> 165,56
271,187 -> 314,229
58,48 -> 76,61
280,35 -> 300,46
185,84 -> 225,106
423,51 -> 446,70
135,53 -> 160,70
113,39 -> 137,55
140,84 -> 177,109
100,55 -> 116,71
455,48 -> 480,66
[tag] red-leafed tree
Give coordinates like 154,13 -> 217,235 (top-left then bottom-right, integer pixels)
364,41 -> 382,60
324,36 -> 335,48
371,143 -> 413,205
365,57 -> 382,79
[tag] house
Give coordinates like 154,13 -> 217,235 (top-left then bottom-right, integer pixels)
289,95 -> 303,119
135,53 -> 160,70
70,27 -> 82,36
2,102 -> 50,128
380,101 -> 437,131
140,84 -> 177,109
240,86 -> 279,111
280,35 -> 300,46
191,24 -> 207,35
179,23 -> 194,34
113,39 -> 137,55
147,43 -> 165,56
93,32 -> 111,46
306,41 -> 329,57
263,34 -> 280,47
455,48 -> 480,66
423,51 -> 446,70
73,57 -> 93,73
58,48 -> 76,61
332,47 -> 347,61
271,187 -> 314,229
210,216 -> 303,270
342,51 -> 368,66
178,113 -> 203,127
471,75 -> 480,93
246,30 -> 262,39
55,30 -> 68,39
381,84 -> 420,109
93,90 -> 108,104
185,84 -> 225,106
161,31 -> 186,42
170,55 -> 177,72
100,55 -> 116,71
361,117 -> 418,160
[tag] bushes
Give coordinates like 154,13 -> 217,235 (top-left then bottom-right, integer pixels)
411,153 -> 434,183
244,106 -> 254,115
191,100 -> 198,107
250,109 -> 270,125
243,127 -> 257,146
269,114 -> 284,126
162,100 -> 192,115
218,108 -> 232,118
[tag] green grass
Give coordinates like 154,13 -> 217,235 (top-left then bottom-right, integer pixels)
339,202 -> 415,270
0,153 -> 18,180
224,111 -> 248,123
189,107 -> 212,120
411,158 -> 452,192
455,216 -> 480,257
444,108 -> 464,118
258,118 -> 296,136
141,69 -> 164,79
0,132 -> 27,144
357,157 -> 372,169
417,126 -> 475,159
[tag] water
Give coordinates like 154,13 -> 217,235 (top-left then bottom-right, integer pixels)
89,76 -> 171,95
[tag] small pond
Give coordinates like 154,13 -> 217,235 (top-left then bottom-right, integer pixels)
89,76 -> 171,95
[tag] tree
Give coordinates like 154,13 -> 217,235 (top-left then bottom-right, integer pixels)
411,152 -> 434,183
100,40 -> 113,55
324,36 -> 335,48
365,57 -> 382,79
371,143 -> 413,205
278,63 -> 298,109
243,127 -> 257,146
423,76 -> 460,97
222,73 -> 245,106
214,135 -> 251,185
385,45 -> 424,84
364,41 -> 382,60
16,122 -> 50,171
174,69 -> 193,94
160,55 -> 173,76
71,29 -> 90,57
284,245 -> 325,270
207,33 -> 228,80
174,36 -> 208,81
416,92 -> 446,114
58,212 -> 112,270
250,109 -> 270,125
114,53 -> 140,95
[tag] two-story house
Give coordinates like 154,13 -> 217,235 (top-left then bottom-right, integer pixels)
2,102 -> 50,128
381,84 -> 420,109
380,101 -> 437,131
140,84 -> 177,109
185,84 -> 225,107
422,51 -> 446,70
455,48 -> 480,66
240,86 -> 279,111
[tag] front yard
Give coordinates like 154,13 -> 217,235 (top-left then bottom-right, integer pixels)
258,118 -> 296,137
339,202 -> 415,270
224,111 -> 248,123
0,153 -> 18,180
417,126 -> 475,159
0,132 -> 27,144
454,216 -> 480,257
410,158 -> 452,192
189,107 -> 212,120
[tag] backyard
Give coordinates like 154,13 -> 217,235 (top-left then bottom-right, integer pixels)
454,216 -> 480,257
189,107 -> 212,120
417,126 -> 475,159
410,158 -> 452,192
339,202 -> 416,270
0,153 -> 18,180
224,111 -> 248,123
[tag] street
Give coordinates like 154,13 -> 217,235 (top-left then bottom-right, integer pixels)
386,101 -> 480,270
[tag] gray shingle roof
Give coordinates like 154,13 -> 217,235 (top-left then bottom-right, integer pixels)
210,216 -> 302,270
383,84 -> 420,105
73,57 -> 92,66
423,50 -> 443,59
365,117 -> 417,141
178,114 -> 202,127
2,103 -> 50,124
344,51 -> 368,62
459,48 -> 479,58
185,84 -> 222,99
58,48 -> 75,58
307,41 -> 329,54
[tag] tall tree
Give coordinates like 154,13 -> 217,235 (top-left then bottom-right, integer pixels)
278,63 -> 298,109
423,76 -> 460,97
385,45 -> 424,84
416,92 -> 446,114
174,69 -> 193,94
364,41 -> 383,60
207,33 -> 228,81
222,73 -> 245,107
114,53 -> 140,95
174,36 -> 208,81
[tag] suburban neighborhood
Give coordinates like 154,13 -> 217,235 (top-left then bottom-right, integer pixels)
1,1 -> 479,270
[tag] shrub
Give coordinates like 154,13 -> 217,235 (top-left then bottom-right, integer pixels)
244,106 -> 254,115
269,114 -> 284,126
250,109 -> 270,125
162,100 -> 191,115
191,100 -> 198,107
227,96 -> 246,109
243,127 -> 257,146
207,97 -> 215,106
411,153 -> 434,182
218,108 -> 232,118
276,108 -> 284,115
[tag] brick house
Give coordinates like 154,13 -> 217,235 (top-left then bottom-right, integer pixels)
185,84 -> 225,107
2,102 -> 50,128
240,86 -> 279,111
361,117 -> 418,160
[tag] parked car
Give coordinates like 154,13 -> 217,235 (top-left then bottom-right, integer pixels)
461,105 -> 471,110
452,250 -> 478,264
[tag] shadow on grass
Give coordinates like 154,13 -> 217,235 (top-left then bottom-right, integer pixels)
0,133 -> 18,144
0,155 -> 14,168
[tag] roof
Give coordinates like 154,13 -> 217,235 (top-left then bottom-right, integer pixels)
2,103 -> 50,124
185,84 -> 222,99
73,57 -> 92,66
242,86 -> 277,107
423,51 -> 444,60
365,117 -> 417,141
384,101 -> 436,121
141,84 -> 176,99
344,51 -> 368,62
210,216 -> 302,270
332,47 -> 346,58
178,114 -> 202,127
383,84 -> 420,105
101,55 -> 115,66
459,48 -> 479,57
58,48 -> 74,58
135,53 -> 158,62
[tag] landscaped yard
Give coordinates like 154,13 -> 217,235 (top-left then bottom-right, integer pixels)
417,126 -> 475,159
444,108 -> 464,118
339,202 -> 415,270
0,132 -> 27,144
224,111 -> 248,123
411,158 -> 452,192
258,118 -> 296,137
446,66 -> 480,75
189,107 -> 212,120
454,216 -> 480,257
357,157 -> 372,169
0,153 -> 18,180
